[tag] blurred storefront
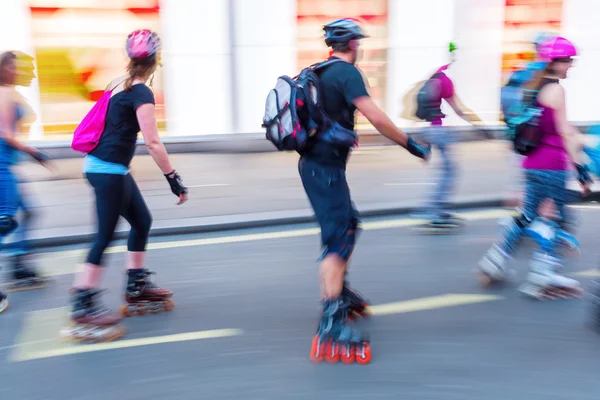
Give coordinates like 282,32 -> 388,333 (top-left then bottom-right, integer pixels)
2,0 -> 598,140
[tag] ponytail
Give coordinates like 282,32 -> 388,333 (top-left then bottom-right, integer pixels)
123,58 -> 157,91
124,73 -> 134,91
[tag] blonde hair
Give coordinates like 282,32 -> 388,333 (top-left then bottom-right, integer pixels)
124,58 -> 157,91
0,51 -> 17,85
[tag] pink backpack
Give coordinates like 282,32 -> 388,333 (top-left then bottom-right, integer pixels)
71,82 -> 120,153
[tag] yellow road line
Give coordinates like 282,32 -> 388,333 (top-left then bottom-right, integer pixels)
10,292 -> 503,362
9,307 -> 242,362
574,269 -> 600,278
39,208 -> 516,268
369,293 -> 503,316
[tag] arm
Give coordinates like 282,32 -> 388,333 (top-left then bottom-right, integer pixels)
136,103 -> 174,174
446,95 -> 483,124
541,84 -> 591,191
136,103 -> 188,204
353,96 -> 430,159
0,90 -> 48,163
353,96 -> 408,147
544,84 -> 583,164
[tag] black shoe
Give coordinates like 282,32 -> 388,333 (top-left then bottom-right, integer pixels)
11,254 -> 39,280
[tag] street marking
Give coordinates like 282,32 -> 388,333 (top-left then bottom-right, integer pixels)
384,183 -> 434,186
9,307 -> 242,362
40,208 -> 517,277
369,293 -> 503,316
187,184 -> 230,188
10,292 -> 502,362
570,204 -> 600,210
574,269 -> 600,277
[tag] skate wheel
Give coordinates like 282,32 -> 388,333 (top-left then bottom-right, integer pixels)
135,305 -> 147,316
119,305 -> 135,317
163,299 -> 175,312
309,336 -> 325,363
355,342 -> 371,365
325,339 -> 340,363
104,325 -> 126,342
0,299 -> 7,314
340,343 -> 355,364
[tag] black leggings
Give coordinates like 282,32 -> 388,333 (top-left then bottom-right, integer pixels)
86,173 -> 152,266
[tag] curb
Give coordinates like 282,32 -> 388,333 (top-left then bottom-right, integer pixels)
18,198 -> 506,250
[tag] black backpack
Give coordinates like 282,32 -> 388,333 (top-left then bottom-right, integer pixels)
415,72 -> 445,121
262,59 -> 343,152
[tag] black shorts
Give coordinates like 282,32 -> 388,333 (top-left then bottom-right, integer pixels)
299,157 -> 360,260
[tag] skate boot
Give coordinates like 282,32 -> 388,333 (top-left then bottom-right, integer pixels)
419,212 -> 464,233
5,254 -> 50,293
0,291 -> 7,314
120,268 -> 174,317
60,288 -> 125,342
309,297 -> 371,365
518,252 -> 584,300
342,282 -> 370,321
476,244 -> 511,286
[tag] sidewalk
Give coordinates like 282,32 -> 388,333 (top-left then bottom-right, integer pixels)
4,141 -> 570,248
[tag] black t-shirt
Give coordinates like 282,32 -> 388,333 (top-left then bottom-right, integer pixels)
89,83 -> 155,167
301,58 -> 370,167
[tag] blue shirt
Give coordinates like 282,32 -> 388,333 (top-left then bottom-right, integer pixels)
83,155 -> 129,175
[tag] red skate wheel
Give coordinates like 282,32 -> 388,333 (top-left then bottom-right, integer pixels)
355,342 -> 371,365
310,336 -> 325,363
341,343 -> 355,364
163,299 -> 175,311
135,305 -> 147,315
325,339 -> 340,363
119,305 -> 134,317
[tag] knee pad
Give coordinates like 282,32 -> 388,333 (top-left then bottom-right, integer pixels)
0,215 -> 18,235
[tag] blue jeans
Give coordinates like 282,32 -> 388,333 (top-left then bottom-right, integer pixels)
0,168 -> 26,255
423,126 -> 458,216
501,169 -> 571,258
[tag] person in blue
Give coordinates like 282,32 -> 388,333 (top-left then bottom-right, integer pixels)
304,19 -> 430,364
0,51 -> 52,313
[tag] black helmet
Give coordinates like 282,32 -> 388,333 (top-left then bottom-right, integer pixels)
323,18 -> 368,47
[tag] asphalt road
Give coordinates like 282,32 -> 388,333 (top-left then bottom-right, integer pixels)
1,206 -> 600,400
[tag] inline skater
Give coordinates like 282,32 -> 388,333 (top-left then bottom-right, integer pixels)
62,30 -> 188,341
0,51 -> 52,311
501,31 -> 557,209
416,42 -> 485,231
477,36 -> 586,300
303,18 -> 430,364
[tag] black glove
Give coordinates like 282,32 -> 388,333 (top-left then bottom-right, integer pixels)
406,136 -> 431,160
32,151 -> 51,163
164,170 -> 188,197
575,163 -> 593,186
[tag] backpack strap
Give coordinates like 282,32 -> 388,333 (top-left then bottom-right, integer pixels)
311,58 -> 345,71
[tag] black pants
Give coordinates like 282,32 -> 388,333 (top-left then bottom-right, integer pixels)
86,173 -> 152,266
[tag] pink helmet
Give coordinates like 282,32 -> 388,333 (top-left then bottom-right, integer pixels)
537,36 -> 577,62
126,29 -> 161,60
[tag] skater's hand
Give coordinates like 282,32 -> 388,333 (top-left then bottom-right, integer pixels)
177,192 -> 188,205
164,170 -> 188,205
580,182 -> 592,197
406,136 -> 431,162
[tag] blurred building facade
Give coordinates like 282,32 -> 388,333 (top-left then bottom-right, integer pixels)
1,0 -> 598,140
